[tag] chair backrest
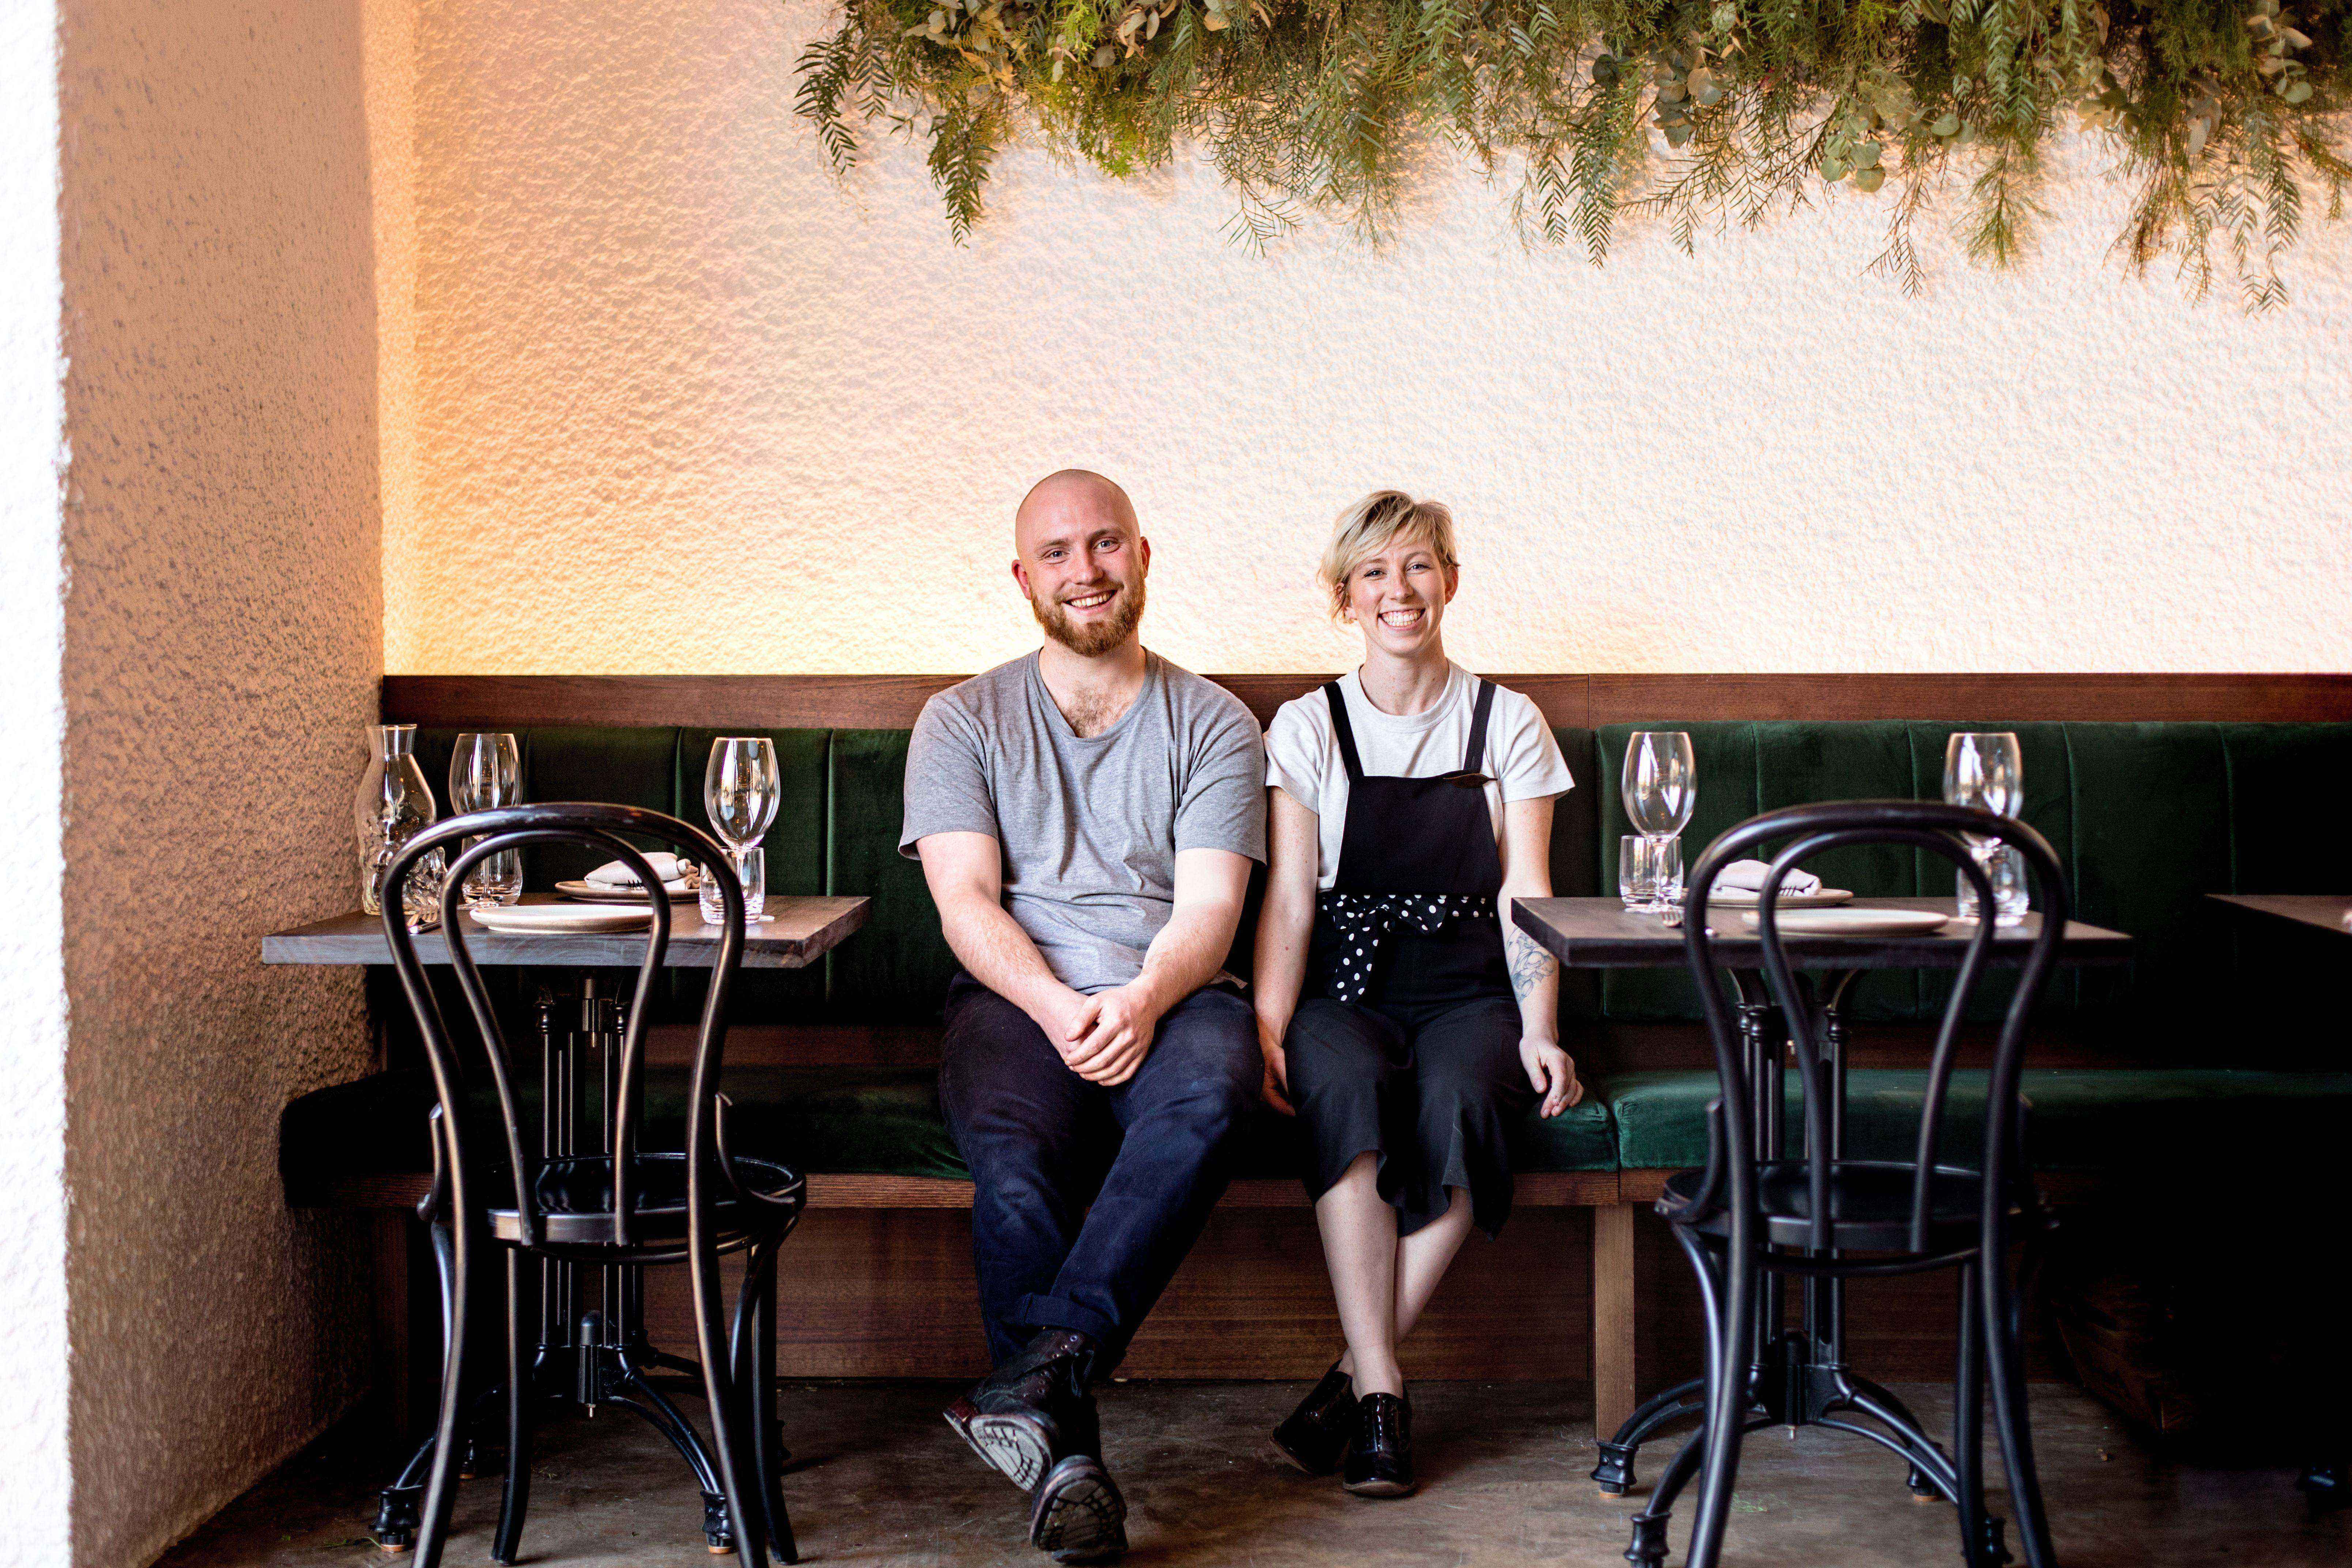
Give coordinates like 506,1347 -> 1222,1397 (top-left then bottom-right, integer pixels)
381,802 -> 744,1251
1682,800 -> 2073,1256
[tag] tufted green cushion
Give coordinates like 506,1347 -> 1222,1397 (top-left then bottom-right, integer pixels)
1599,1068 -> 1998,1172
1509,1093 -> 1620,1172
280,1064 -> 969,1188
828,730 -> 963,1023
1597,1067 -> 2352,1177
1549,727 -> 1606,1021
2013,1069 -> 2352,1173
2065,724 -> 2234,1032
282,1056 -> 1624,1201
519,727 -> 684,887
717,1066 -> 964,1177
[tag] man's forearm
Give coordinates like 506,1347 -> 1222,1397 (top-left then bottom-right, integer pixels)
1130,900 -> 1244,1015
939,891 -> 1075,1022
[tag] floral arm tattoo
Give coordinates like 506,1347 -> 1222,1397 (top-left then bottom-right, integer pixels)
1503,915 -> 1558,1002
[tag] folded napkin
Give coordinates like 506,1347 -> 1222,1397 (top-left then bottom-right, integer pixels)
585,853 -> 696,892
1711,858 -> 1823,897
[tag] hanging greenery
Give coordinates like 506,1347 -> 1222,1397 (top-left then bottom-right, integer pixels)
795,0 -> 2348,306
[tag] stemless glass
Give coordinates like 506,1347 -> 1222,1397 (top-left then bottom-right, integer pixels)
1623,731 -> 1696,914
1943,732 -> 2026,924
1618,836 -> 1653,909
449,732 -> 524,908
702,737 -> 781,925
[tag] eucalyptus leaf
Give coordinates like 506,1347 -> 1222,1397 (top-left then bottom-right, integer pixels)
799,0 -> 2352,304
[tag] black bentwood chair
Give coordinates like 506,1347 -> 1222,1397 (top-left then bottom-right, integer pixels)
381,804 -> 806,1568
1627,801 -> 2069,1568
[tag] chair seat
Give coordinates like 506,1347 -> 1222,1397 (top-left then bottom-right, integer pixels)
1658,1159 -> 2015,1251
487,1151 -> 803,1246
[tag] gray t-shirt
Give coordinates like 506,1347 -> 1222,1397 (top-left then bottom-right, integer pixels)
899,651 -> 1268,994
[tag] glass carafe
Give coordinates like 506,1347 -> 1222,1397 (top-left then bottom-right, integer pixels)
355,724 -> 439,917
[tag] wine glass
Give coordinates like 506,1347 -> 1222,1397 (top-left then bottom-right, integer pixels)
703,737 -> 781,925
1623,731 -> 1696,914
449,732 -> 524,908
1943,732 -> 2024,922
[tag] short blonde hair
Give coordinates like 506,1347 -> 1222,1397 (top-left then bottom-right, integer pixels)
1317,490 -> 1459,621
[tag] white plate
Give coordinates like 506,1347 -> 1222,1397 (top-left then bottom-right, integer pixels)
1739,907 -> 1951,936
471,905 -> 653,935
555,879 -> 697,904
1706,887 -> 1855,908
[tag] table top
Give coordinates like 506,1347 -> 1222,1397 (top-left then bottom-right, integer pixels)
2208,893 -> 2352,940
261,895 -> 870,970
1512,896 -> 2133,971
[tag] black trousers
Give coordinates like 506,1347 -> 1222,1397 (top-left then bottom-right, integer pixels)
1285,994 -> 1531,1238
937,974 -> 1260,1371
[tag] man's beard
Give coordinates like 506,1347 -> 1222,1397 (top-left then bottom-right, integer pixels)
1029,575 -> 1147,658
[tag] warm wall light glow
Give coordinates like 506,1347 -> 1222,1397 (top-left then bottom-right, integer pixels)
382,0 -> 2352,676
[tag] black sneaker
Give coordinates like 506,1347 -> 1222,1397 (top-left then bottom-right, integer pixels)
944,1330 -> 1102,1492
1030,1452 -> 1129,1562
1271,1359 -> 1357,1476
1341,1391 -> 1415,1497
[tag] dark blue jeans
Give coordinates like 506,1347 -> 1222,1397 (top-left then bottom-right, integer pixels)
938,973 -> 1259,1372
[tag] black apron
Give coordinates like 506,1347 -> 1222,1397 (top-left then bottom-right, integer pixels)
1307,677 -> 1509,1008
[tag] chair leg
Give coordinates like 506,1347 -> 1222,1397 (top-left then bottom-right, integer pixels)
1953,1262 -> 2000,1568
1984,1243 -> 2056,1568
412,1224 -> 473,1568
1682,1230 -> 1757,1568
752,1240 -> 797,1564
492,1252 -> 532,1565
695,1232 -> 769,1568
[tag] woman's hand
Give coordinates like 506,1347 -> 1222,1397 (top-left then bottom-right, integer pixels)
1257,1013 -> 1297,1116
1521,1036 -> 1582,1118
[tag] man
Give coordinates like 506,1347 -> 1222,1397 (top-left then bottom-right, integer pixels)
902,470 -> 1266,1563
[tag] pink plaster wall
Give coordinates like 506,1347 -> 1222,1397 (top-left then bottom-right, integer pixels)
58,1 -> 383,1561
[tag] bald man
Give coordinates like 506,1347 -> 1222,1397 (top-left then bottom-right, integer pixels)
902,471 -> 1266,1562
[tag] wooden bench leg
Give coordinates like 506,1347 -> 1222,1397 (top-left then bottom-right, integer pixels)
1593,1204 -> 1637,1439
371,1209 -> 414,1437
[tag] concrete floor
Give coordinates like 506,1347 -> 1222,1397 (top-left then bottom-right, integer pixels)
161,1381 -> 2348,1568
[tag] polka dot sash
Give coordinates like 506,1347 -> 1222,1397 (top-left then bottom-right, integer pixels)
1314,890 -> 1497,1003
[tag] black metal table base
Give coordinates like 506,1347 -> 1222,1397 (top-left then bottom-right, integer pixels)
374,980 -> 761,1556
1592,978 -> 2017,1567
373,1293 -> 751,1554
1593,1330 -> 2011,1566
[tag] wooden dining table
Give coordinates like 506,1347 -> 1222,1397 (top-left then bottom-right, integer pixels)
263,892 -> 868,1553
1511,895 -> 2132,1519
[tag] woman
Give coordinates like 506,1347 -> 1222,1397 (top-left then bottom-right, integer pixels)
1254,490 -> 1581,1497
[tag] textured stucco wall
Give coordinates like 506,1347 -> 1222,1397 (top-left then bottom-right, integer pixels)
385,0 -> 2352,678
0,1 -> 71,1560
58,2 -> 383,1563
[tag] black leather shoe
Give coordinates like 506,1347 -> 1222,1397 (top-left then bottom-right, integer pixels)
1271,1360 -> 1357,1475
1030,1452 -> 1129,1562
944,1330 -> 1103,1492
1341,1391 -> 1416,1497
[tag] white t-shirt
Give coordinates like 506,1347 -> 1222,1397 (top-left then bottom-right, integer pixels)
1265,663 -> 1575,889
